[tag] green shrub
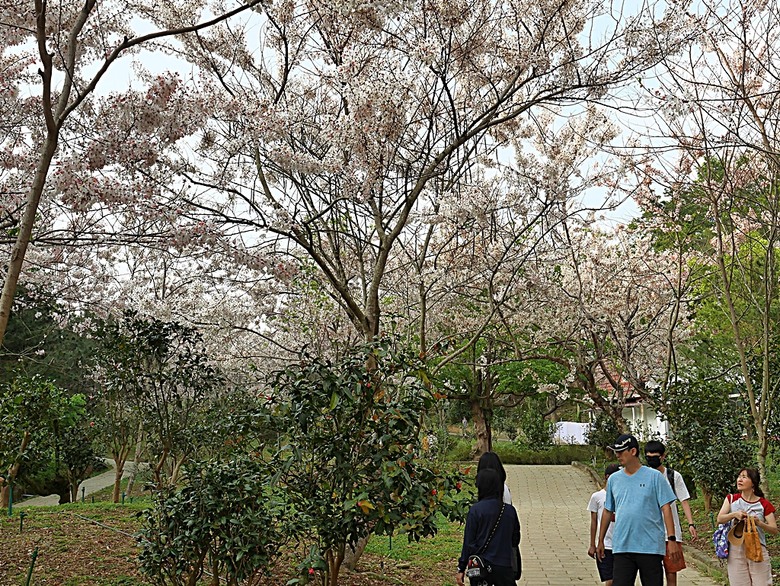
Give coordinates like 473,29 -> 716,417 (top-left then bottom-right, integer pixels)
138,456 -> 290,586
445,440 -> 596,465
516,397 -> 555,448
443,438 -> 473,461
493,441 -> 527,463
585,410 -> 620,450
267,339 -> 469,586
501,444 -> 596,465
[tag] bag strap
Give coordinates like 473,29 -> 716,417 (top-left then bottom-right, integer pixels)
746,515 -> 757,533
477,502 -> 506,554
666,468 -> 677,498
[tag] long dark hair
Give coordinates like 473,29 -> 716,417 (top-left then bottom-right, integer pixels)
477,451 -> 507,484
476,468 -> 502,501
740,468 -> 764,498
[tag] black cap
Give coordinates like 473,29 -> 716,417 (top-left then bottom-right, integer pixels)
609,434 -> 639,453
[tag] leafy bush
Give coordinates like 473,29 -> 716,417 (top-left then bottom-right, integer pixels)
663,377 -> 754,508
1,374 -> 101,505
266,338 -> 469,586
516,397 -> 555,448
138,457 -> 291,586
493,407 -> 522,441
499,443 -> 596,465
585,410 -> 620,450
444,440 -> 595,465
443,438 -> 474,461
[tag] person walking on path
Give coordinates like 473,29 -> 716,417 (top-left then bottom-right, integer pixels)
597,434 -> 682,586
588,463 -> 620,586
456,468 -> 520,586
644,439 -> 698,586
717,467 -> 777,585
478,451 -> 513,505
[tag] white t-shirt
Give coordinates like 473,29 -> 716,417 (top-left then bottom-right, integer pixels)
503,483 -> 512,505
587,488 -> 614,549
662,468 -> 691,540
728,494 -> 776,547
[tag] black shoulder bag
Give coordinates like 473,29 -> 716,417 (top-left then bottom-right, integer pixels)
465,502 -> 505,584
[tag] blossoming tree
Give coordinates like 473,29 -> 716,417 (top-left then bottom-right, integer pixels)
635,0 -> 780,490
64,0 -> 695,349
0,0 -> 266,348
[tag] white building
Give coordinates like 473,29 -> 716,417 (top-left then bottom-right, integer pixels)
620,396 -> 669,440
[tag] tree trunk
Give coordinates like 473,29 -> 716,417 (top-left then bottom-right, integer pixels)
170,454 -> 187,487
125,424 -> 145,495
342,535 -> 368,572
57,484 -> 71,504
0,130 -> 60,347
756,429 -> 770,497
327,544 -> 346,586
153,448 -> 170,490
471,400 -> 491,457
1,430 -> 32,508
112,460 -> 126,504
67,463 -> 93,503
702,486 -> 713,513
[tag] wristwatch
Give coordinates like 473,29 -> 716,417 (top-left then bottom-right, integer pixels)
667,535 -> 677,541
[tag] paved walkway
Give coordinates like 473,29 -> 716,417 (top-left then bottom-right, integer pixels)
506,465 -> 724,585
19,460 -> 135,507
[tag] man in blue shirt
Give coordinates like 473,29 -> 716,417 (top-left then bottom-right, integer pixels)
596,434 -> 682,586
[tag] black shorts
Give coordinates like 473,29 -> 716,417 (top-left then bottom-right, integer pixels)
612,552 -> 664,586
596,549 -> 614,582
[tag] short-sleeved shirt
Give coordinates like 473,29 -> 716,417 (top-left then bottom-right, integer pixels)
587,489 -> 614,549
728,494 -> 776,546
663,468 -> 691,540
605,466 -> 677,555
503,483 -> 512,505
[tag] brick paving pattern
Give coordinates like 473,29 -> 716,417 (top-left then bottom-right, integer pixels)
506,465 -> 724,585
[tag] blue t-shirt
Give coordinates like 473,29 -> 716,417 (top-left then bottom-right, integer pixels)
604,466 -> 676,555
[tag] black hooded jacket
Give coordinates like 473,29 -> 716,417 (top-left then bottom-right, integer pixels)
458,495 -> 520,572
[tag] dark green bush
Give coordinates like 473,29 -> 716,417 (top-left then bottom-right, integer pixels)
443,438 -> 474,462
585,410 -> 620,450
445,440 -> 596,465
138,457 -> 290,586
498,443 -> 596,464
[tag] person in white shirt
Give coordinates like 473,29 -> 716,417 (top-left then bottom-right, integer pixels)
588,463 -> 620,586
644,440 -> 698,586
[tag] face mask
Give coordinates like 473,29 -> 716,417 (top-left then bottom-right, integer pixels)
646,455 -> 662,469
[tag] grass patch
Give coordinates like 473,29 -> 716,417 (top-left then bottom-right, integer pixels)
365,515 -> 464,586
443,438 -> 473,461
2,502 -> 468,585
366,516 -> 463,563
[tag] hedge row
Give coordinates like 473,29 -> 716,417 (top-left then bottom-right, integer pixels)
445,439 -> 597,465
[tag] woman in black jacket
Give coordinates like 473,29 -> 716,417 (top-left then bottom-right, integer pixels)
456,468 -> 521,586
